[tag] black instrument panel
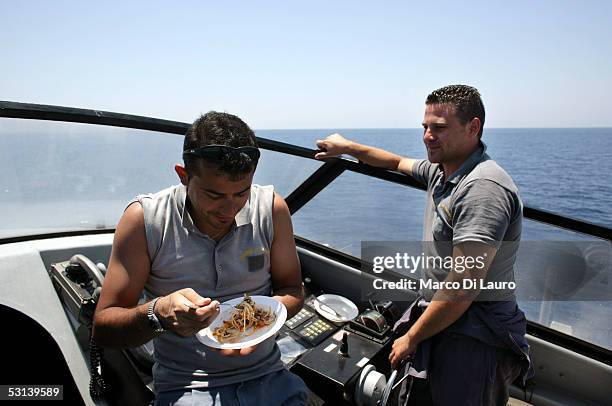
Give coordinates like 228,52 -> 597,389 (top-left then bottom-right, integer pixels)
278,294 -> 397,404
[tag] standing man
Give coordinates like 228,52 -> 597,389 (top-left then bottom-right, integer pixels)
315,85 -> 532,405
94,112 -> 308,405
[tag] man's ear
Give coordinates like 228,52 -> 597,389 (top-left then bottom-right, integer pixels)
175,164 -> 189,186
468,117 -> 481,139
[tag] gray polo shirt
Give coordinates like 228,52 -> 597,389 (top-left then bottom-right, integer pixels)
411,143 -> 523,301
402,144 -> 533,385
131,183 -> 284,393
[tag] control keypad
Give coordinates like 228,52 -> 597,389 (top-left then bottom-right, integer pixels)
297,318 -> 335,346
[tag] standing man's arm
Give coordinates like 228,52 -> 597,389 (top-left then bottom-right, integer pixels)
389,242 -> 498,368
93,202 -> 220,348
270,192 -> 304,319
315,133 -> 417,175
389,180 -> 516,367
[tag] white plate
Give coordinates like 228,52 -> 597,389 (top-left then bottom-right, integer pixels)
196,296 -> 287,350
313,294 -> 359,322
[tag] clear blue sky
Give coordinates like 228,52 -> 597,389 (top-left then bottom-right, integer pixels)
2,1 -> 611,129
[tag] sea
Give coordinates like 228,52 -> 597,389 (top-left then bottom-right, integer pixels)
1,122 -> 611,350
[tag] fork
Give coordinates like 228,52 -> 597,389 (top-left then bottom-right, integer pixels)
313,298 -> 342,318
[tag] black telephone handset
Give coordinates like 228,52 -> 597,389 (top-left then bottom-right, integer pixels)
69,254 -> 105,288
50,254 -> 105,325
68,255 -> 109,398
49,254 -> 108,398
67,254 -> 105,303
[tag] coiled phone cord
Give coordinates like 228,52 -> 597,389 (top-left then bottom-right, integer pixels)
89,333 -> 109,398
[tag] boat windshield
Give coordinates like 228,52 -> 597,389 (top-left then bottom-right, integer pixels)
1,115 -> 611,353
1,118 -> 182,238
0,118 -> 323,239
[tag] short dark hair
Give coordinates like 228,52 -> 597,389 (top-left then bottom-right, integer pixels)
183,112 -> 258,178
426,85 -> 485,138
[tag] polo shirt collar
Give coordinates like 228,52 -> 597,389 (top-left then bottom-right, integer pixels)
445,141 -> 487,185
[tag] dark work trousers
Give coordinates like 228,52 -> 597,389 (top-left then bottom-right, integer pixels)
399,333 -> 522,406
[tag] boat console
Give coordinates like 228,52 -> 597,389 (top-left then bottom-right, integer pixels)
279,293 -> 400,405
2,231 -> 610,406
49,253 -> 404,406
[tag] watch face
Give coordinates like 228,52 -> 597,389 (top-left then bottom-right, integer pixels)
150,315 -> 164,332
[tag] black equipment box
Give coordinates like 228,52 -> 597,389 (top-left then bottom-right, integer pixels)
291,329 -> 391,403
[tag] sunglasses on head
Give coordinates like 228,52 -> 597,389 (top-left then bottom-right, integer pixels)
182,144 -> 261,163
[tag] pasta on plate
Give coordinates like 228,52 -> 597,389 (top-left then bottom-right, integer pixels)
212,294 -> 277,343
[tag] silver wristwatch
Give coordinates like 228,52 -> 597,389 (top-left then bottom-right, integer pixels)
147,297 -> 165,334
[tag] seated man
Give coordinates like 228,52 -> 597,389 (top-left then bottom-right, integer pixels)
93,112 -> 308,405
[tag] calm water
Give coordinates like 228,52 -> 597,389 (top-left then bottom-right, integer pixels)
256,128 -> 612,230
3,125 -> 610,230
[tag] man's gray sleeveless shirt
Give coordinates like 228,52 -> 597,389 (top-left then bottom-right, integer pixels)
131,184 -> 283,393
